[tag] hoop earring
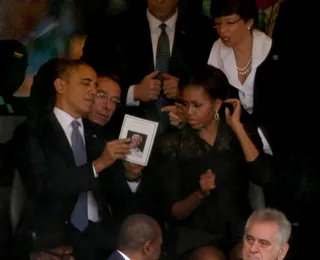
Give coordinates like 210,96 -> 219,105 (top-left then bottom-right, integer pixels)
214,111 -> 220,121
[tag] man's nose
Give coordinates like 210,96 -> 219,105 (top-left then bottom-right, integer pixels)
89,85 -> 97,95
249,242 -> 259,253
102,98 -> 111,109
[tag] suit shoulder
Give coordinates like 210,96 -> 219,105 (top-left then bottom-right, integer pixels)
108,251 -> 125,260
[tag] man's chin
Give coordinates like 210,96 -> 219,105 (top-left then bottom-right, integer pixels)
93,113 -> 110,126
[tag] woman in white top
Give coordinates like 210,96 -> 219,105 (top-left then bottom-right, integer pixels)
208,0 -> 275,210
208,0 -> 272,145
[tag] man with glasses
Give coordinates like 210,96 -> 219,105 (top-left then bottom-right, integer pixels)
82,0 -> 217,134
89,76 -> 121,127
88,75 -> 123,138
30,246 -> 74,260
88,75 -> 164,236
28,216 -> 75,260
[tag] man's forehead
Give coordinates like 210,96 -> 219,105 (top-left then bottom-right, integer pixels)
247,221 -> 279,241
51,245 -> 73,254
67,65 -> 96,79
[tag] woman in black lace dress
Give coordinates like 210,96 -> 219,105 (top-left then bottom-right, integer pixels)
157,65 -> 272,260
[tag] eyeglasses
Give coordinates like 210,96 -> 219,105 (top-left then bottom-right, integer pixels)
42,250 -> 74,260
96,91 -> 120,107
213,17 -> 242,29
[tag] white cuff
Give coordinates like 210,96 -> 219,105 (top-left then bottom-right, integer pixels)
126,85 -> 140,106
257,127 -> 273,155
92,164 -> 98,178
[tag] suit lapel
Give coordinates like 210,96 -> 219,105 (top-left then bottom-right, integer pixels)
109,251 -> 126,260
135,15 -> 154,73
44,113 -> 75,166
170,13 -> 189,77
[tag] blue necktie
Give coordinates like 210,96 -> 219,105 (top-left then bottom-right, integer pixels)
155,23 -> 170,109
70,120 -> 88,231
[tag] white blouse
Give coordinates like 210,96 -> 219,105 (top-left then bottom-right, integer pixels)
208,30 -> 272,114
208,30 -> 273,155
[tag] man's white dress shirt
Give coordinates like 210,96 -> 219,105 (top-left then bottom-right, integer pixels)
53,107 -> 99,222
126,9 -> 178,106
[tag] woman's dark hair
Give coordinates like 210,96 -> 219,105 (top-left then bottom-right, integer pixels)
210,0 -> 258,25
180,65 -> 232,101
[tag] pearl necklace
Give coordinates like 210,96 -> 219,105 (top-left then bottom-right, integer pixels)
237,55 -> 252,76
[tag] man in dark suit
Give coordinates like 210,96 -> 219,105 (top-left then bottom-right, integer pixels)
14,59 -> 132,260
82,0 -> 217,134
101,160 -> 164,234
87,75 -> 164,233
108,214 -> 162,260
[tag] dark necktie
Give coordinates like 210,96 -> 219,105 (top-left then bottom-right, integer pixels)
70,120 -> 89,231
155,23 -> 170,109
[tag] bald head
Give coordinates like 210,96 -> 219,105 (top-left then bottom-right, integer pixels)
118,214 -> 161,252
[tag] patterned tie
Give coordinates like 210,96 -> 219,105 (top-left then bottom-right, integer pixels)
155,23 -> 170,109
70,120 -> 89,231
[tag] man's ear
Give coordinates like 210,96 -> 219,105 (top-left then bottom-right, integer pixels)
143,240 -> 152,256
54,78 -> 66,94
278,243 -> 289,260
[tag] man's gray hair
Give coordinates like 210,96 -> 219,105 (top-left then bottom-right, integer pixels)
245,208 -> 292,246
132,134 -> 143,142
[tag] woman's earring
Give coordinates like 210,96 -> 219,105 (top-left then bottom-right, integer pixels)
248,26 -> 251,30
214,111 -> 220,121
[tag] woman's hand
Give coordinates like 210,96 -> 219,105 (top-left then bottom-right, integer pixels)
224,98 -> 242,130
161,102 -> 188,127
199,169 -> 216,196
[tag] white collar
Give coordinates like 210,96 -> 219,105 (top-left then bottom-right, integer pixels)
146,9 -> 178,31
117,251 -> 131,260
220,30 -> 272,68
53,107 -> 83,132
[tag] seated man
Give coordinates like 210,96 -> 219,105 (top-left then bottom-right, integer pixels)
28,216 -> 74,260
102,160 -> 164,233
108,214 -> 162,260
82,0 -> 217,134
88,74 -> 165,233
14,59 -> 131,260
242,208 -> 291,260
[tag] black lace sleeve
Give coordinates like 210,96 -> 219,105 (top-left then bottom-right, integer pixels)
154,132 -> 184,219
242,118 -> 273,186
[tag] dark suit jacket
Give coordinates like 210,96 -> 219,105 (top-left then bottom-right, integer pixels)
14,113 -> 111,234
255,0 -> 320,222
82,10 -> 217,118
108,251 -> 126,260
100,161 -> 164,233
